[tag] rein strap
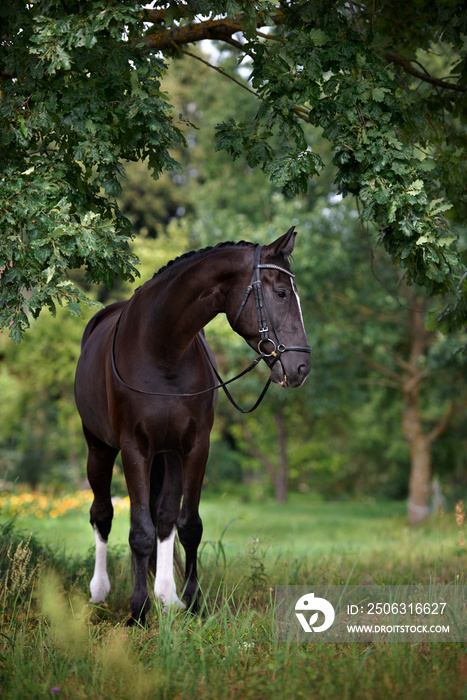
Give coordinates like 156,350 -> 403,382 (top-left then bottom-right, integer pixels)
111,320 -> 272,413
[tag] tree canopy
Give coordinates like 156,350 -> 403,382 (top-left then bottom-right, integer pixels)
1,0 -> 466,341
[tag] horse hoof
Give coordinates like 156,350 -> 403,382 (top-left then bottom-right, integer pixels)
89,575 -> 111,603
183,596 -> 200,615
126,614 -> 147,628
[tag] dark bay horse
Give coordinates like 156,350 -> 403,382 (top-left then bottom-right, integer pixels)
74,228 -> 311,624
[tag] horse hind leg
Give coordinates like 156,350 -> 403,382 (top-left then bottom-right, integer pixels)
153,453 -> 185,609
83,426 -> 118,604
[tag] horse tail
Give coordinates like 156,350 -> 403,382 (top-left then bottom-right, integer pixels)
149,453 -> 184,581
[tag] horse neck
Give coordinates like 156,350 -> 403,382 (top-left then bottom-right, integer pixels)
130,247 -> 251,364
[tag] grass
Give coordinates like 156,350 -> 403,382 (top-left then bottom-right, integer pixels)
0,491 -> 459,561
0,493 -> 466,698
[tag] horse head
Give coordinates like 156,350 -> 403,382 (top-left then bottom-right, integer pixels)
227,227 -> 311,389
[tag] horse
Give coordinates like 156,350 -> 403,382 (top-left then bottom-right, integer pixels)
74,227 -> 311,625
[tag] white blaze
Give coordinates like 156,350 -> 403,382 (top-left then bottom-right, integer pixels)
291,279 -> 306,330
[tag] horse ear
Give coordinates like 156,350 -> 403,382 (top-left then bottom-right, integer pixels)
264,226 -> 297,259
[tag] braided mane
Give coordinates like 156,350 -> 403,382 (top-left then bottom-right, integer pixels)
152,240 -> 256,279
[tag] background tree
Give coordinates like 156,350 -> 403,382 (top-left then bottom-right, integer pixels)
0,306 -> 87,488
1,1 -> 466,341
296,210 -> 466,523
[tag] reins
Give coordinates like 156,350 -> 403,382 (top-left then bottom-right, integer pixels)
110,245 -> 311,413
111,319 -> 273,413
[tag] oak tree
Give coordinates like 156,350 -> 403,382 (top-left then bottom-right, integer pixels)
1,1 -> 466,341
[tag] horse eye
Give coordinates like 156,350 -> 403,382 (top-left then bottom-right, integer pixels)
275,289 -> 287,299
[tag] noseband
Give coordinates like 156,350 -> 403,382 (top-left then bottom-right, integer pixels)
231,245 -> 312,363
111,244 -> 311,412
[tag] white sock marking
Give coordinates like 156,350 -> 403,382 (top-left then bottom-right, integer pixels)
154,526 -> 185,609
89,524 -> 111,603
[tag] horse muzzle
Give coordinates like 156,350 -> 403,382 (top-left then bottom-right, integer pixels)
269,350 -> 311,388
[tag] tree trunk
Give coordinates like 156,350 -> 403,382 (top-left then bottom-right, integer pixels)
402,297 -> 432,524
403,385 -> 431,525
401,297 -> 454,525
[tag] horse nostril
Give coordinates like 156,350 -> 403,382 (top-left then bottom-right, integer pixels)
298,363 -> 307,377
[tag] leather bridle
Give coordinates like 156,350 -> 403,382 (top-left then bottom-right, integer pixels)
111,244 -> 311,413
231,244 -> 312,364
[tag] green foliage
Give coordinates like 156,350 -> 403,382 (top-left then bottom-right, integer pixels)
213,1 -> 467,328
0,0 -> 183,340
1,1 -> 467,339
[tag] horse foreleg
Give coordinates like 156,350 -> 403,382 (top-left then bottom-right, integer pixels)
90,525 -> 112,603
128,504 -> 155,625
154,526 -> 185,608
84,426 -> 118,604
177,445 -> 208,613
121,444 -> 155,626
154,453 -> 185,608
177,510 -> 203,612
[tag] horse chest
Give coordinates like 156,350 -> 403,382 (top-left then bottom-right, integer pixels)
113,396 -> 214,455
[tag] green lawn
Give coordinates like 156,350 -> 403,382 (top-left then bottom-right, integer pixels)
2,492 -> 461,580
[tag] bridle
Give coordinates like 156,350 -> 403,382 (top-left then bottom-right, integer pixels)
111,244 -> 311,413
232,244 -> 312,363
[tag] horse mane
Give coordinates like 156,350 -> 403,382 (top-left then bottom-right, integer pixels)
152,240 -> 256,279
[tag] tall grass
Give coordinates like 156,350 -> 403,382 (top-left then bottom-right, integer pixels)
0,506 -> 466,699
